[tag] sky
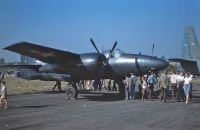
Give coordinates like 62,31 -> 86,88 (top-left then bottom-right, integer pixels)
0,0 -> 200,62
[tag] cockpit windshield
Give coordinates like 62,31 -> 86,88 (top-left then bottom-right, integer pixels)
103,49 -> 125,58
114,49 -> 125,57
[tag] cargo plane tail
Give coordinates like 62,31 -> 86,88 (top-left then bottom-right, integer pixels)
169,26 -> 200,75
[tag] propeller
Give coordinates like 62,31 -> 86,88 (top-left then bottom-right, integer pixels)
90,38 -> 117,62
90,38 -> 118,79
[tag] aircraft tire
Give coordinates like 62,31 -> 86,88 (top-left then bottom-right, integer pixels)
66,86 -> 78,99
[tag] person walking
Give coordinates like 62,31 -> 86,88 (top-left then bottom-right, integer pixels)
0,81 -> 8,109
52,81 -> 62,92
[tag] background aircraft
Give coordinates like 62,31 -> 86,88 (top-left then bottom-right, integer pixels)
169,26 -> 200,76
1,39 -> 168,98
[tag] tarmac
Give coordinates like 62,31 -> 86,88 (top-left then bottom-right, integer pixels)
0,84 -> 200,130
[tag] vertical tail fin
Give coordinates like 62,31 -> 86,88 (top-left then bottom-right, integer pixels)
182,26 -> 200,60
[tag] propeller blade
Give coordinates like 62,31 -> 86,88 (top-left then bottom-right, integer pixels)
110,41 -> 117,55
90,38 -> 101,55
107,41 -> 117,59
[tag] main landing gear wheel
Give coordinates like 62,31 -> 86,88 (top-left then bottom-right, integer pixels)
66,86 -> 78,99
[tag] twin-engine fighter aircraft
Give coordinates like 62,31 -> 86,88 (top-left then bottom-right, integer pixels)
2,38 -> 168,98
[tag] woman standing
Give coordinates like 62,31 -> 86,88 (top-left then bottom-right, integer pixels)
183,72 -> 192,104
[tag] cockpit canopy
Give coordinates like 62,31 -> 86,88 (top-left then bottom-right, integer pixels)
103,49 -> 125,58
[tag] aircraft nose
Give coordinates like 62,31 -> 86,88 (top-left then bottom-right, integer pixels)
135,56 -> 169,74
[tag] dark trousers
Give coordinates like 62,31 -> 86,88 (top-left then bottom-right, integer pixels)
190,83 -> 193,99
171,83 -> 177,100
177,87 -> 185,101
160,87 -> 167,102
112,84 -> 117,91
52,81 -> 61,92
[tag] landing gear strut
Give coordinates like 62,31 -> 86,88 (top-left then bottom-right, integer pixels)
66,82 -> 78,99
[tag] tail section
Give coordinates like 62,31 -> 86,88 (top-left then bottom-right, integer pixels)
182,26 -> 200,60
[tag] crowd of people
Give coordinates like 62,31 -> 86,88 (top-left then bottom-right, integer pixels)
124,71 -> 193,104
63,70 -> 193,104
0,69 -> 194,110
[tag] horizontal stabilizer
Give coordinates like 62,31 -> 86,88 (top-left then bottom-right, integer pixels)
168,58 -> 199,75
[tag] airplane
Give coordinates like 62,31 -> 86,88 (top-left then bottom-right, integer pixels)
169,26 -> 200,76
1,38 -> 169,99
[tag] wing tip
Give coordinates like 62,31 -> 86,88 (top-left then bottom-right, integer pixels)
3,41 -> 30,50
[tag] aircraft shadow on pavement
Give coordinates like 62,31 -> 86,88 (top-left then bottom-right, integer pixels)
43,90 -> 66,94
15,105 -> 58,109
81,92 -> 123,102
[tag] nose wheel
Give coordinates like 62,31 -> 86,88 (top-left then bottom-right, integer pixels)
66,86 -> 78,99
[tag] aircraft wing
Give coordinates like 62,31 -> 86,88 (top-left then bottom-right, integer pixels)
0,64 -> 42,71
4,42 -> 81,66
168,58 -> 199,75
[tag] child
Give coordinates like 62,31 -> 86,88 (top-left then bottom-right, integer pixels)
142,76 -> 147,101
0,81 -> 8,109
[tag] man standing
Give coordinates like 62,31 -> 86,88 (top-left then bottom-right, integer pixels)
147,71 -> 157,100
169,71 -> 177,100
124,75 -> 131,100
158,72 -> 170,103
130,73 -> 137,99
176,72 -> 185,102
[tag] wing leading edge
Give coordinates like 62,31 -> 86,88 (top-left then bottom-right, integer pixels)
4,42 -> 81,66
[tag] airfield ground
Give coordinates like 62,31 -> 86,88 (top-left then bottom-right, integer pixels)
0,78 -> 200,130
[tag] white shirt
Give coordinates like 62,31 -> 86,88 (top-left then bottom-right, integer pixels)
1,85 -> 6,93
184,77 -> 192,85
142,80 -> 147,89
176,75 -> 184,83
169,74 -> 177,84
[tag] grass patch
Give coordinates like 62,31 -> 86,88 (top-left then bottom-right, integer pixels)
4,77 -> 67,94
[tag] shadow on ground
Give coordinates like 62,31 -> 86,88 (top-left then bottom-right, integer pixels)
10,105 -> 58,109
